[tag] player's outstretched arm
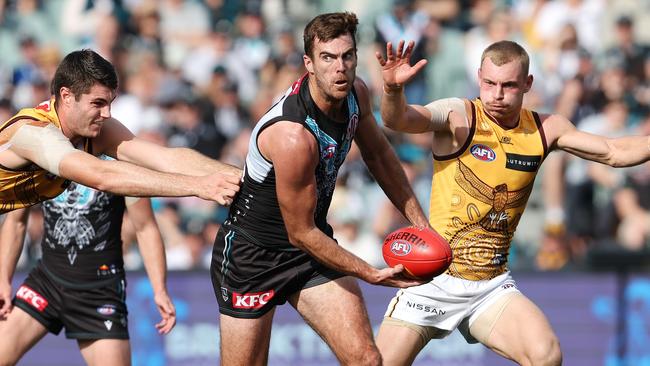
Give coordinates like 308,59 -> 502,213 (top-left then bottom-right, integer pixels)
263,121 -> 425,288
4,119 -> 240,204
354,80 -> 429,229
0,208 -> 30,319
126,197 -> 176,334
98,119 -> 242,177
549,114 -> 650,167
59,151 -> 240,205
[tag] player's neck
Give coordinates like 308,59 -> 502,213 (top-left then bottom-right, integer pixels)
486,110 -> 520,129
58,115 -> 82,144
497,117 -> 519,129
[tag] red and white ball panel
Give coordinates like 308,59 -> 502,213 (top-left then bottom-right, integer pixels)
382,226 -> 453,280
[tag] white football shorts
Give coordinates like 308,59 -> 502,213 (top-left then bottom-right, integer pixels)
383,271 -> 520,343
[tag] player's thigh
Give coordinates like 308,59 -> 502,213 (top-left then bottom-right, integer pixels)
219,309 -> 276,366
78,339 -> 131,366
289,276 -> 380,365
473,292 -> 561,365
0,307 -> 48,364
377,317 -> 447,366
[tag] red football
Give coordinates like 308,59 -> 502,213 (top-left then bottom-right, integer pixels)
382,226 -> 453,280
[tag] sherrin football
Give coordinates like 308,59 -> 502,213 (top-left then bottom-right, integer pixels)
382,226 -> 453,280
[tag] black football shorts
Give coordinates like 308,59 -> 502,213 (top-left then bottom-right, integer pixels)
211,223 -> 344,318
13,261 -> 129,339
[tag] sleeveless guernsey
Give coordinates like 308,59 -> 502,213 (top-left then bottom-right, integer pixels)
0,98 -> 90,214
41,156 -> 125,282
430,99 -> 548,280
225,74 -> 360,250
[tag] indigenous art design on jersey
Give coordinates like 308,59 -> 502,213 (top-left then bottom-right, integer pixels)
303,95 -> 358,218
42,181 -> 111,265
429,99 -> 547,280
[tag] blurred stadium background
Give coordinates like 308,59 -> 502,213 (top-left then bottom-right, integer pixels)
2,0 -> 649,365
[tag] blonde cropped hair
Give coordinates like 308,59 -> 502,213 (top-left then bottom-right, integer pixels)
481,40 -> 530,76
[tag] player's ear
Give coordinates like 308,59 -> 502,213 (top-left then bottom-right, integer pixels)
524,74 -> 533,93
60,87 -> 74,105
304,54 -> 314,74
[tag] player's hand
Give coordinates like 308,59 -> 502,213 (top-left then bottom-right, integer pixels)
200,172 -> 241,206
0,281 -> 13,320
153,290 -> 176,335
375,40 -> 428,91
368,265 -> 427,288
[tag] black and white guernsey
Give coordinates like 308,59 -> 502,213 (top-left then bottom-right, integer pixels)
225,74 -> 360,250
40,156 -> 125,281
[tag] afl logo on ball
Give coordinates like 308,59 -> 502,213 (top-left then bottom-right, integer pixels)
390,241 -> 412,256
470,144 -> 496,162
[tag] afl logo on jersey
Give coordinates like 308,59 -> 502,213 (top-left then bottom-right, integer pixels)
470,144 -> 496,162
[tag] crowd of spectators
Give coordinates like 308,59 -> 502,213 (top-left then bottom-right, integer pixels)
3,0 -> 649,272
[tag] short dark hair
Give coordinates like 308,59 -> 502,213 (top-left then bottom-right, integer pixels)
481,40 -> 530,76
303,12 -> 358,58
51,49 -> 118,101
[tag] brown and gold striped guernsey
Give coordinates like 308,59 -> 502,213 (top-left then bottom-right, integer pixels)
0,98 -> 90,214
429,99 -> 548,281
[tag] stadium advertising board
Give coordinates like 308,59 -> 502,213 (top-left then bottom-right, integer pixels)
16,271 -> 643,365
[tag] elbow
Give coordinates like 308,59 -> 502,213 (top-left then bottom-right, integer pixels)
603,142 -> 635,168
287,232 -> 306,250
61,158 -> 118,192
286,228 -> 312,251
606,154 -> 627,168
89,166 -> 118,192
609,160 -> 623,168
93,179 -> 113,192
381,115 -> 401,131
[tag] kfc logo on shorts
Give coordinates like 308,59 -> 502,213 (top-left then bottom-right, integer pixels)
470,144 -> 496,162
390,241 -> 411,256
16,285 -> 48,312
232,290 -> 275,309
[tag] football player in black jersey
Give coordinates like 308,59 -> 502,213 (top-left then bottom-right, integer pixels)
0,189 -> 174,365
0,47 -> 240,366
211,12 -> 431,366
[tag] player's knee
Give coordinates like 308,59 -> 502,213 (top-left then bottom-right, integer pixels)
361,346 -> 382,366
343,344 -> 381,366
526,336 -> 562,366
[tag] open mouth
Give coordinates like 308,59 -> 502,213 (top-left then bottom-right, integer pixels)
334,79 -> 348,87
